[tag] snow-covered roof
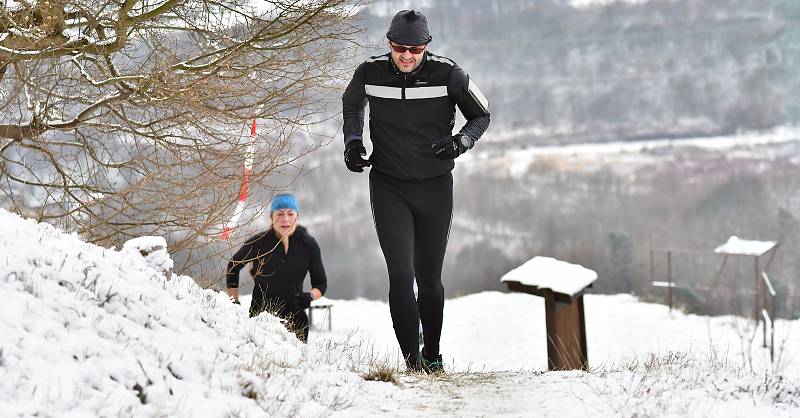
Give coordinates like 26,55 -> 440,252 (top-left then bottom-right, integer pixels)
501,256 -> 597,297
713,236 -> 777,257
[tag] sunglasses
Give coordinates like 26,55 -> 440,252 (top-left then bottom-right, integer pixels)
390,43 -> 426,54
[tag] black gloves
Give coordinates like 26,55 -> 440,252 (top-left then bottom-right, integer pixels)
344,141 -> 371,172
346,135 -> 473,168
294,292 -> 314,309
431,134 -> 474,160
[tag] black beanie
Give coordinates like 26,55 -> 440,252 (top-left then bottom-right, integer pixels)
386,10 -> 432,46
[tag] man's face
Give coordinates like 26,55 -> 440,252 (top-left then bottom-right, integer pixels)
389,41 -> 426,73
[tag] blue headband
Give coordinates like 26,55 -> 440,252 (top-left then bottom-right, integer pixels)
270,193 -> 299,212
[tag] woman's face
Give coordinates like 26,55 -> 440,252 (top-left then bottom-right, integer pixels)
271,208 -> 298,236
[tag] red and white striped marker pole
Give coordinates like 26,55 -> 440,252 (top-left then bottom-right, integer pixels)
221,118 -> 257,240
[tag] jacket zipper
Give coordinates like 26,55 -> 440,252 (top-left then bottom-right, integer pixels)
401,78 -> 413,178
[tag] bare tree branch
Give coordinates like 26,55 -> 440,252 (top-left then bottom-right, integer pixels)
0,0 -> 364,276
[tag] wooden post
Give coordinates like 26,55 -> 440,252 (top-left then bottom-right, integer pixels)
762,308 -> 768,349
770,293 -> 775,362
543,290 -> 588,371
667,251 -> 673,312
754,257 -> 761,322
649,249 -> 654,290
502,257 -> 596,372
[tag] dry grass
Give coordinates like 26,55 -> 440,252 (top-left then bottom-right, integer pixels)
362,364 -> 399,383
579,347 -> 800,417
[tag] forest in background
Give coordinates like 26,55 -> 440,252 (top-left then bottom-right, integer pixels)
290,135 -> 800,319
360,0 -> 793,144
2,0 -> 798,319
259,0 -> 800,318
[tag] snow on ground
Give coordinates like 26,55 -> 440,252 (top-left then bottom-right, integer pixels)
244,292 -> 798,377
3,208 -> 799,417
242,290 -> 800,416
0,209 -> 363,417
466,126 -> 800,178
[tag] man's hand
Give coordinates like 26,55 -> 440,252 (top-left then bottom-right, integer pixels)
228,287 -> 240,304
310,288 -> 322,300
344,141 -> 371,172
431,134 -> 473,160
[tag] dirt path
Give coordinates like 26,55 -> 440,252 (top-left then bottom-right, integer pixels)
333,371 -> 608,417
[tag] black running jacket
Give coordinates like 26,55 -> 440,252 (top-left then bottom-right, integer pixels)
225,226 -> 327,299
342,51 -> 490,180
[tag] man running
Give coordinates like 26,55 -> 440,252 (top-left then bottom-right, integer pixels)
341,9 -> 490,373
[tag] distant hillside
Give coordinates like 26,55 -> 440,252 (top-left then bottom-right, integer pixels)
357,0 -> 792,145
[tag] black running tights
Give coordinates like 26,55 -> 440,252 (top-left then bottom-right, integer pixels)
369,169 -> 452,361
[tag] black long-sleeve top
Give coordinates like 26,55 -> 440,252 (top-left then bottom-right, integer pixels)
225,226 -> 327,299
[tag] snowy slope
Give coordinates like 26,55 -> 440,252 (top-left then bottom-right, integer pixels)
304,294 -> 800,417
2,208 -> 799,417
244,292 -> 799,377
0,209 -> 362,417
240,292 -> 800,416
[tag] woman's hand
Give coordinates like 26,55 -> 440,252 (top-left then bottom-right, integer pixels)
310,288 -> 322,300
228,288 -> 240,304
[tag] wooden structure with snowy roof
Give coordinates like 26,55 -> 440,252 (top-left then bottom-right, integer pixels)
501,257 -> 597,371
308,296 -> 334,331
713,236 -> 778,321
650,235 -> 780,361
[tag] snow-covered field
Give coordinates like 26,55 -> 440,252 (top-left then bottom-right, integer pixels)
2,208 -> 799,417
250,293 -> 800,417
466,126 -> 800,178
